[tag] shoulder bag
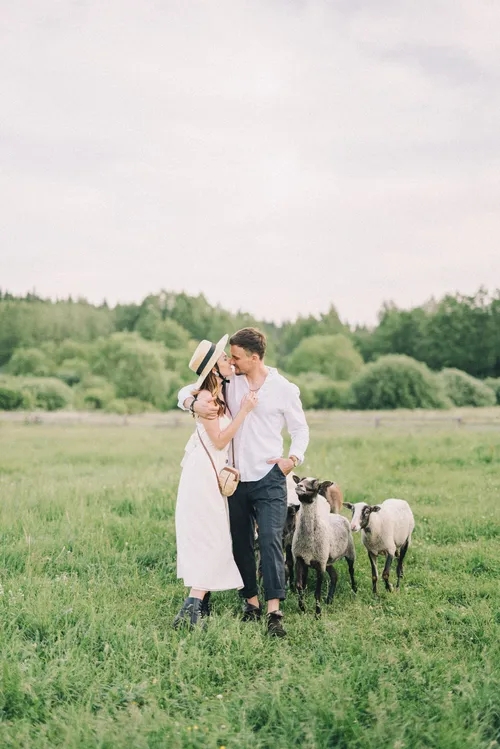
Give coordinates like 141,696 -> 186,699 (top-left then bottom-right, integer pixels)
196,427 -> 240,497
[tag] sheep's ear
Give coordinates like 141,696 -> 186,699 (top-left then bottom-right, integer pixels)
292,474 -> 301,484
311,479 -> 320,492
344,502 -> 354,511
370,505 -> 381,513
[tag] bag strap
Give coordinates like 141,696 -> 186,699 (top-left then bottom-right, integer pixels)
224,402 -> 236,468
196,425 -> 222,491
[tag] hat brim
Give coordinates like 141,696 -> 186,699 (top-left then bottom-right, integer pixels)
193,334 -> 229,390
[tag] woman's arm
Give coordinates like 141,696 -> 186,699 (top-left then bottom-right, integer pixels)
198,391 -> 257,450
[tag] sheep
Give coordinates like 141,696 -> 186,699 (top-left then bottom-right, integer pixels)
344,499 -> 415,594
292,476 -> 357,615
318,480 -> 343,514
284,474 -> 343,590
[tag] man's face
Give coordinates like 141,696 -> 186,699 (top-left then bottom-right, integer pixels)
229,345 -> 255,375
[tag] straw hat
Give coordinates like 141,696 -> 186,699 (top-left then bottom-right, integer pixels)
189,334 -> 229,389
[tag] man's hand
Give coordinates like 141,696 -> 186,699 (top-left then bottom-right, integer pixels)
193,396 -> 219,420
267,457 -> 295,476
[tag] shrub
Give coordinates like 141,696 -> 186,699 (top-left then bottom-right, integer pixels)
71,376 -> 116,410
484,378 -> 500,405
56,358 -> 91,386
281,372 -> 351,410
104,399 -> 129,415
313,380 -> 351,409
438,369 -> 496,407
0,385 -> 26,410
20,378 -> 74,411
0,377 -> 37,411
123,398 -> 155,414
6,348 -> 53,377
285,334 -> 364,381
82,387 -> 115,410
350,355 -> 450,410
53,340 -> 90,365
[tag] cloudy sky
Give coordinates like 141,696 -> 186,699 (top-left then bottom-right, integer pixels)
1,0 -> 499,325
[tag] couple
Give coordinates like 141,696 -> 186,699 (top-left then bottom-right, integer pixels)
173,327 -> 309,637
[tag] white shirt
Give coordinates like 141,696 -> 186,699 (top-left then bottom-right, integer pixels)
178,367 -> 309,482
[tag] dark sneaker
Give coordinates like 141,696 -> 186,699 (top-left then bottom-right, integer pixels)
267,610 -> 286,638
242,601 -> 262,622
172,597 -> 204,629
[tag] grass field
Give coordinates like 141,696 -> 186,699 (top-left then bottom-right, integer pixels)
1,412 -> 499,749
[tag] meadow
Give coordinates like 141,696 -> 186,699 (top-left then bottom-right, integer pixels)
0,411 -> 499,749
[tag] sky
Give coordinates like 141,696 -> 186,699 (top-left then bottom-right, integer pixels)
1,0 -> 499,326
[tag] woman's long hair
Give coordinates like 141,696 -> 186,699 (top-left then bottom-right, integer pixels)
194,371 -> 225,416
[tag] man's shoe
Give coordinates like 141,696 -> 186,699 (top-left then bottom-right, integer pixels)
242,601 -> 262,622
267,610 -> 286,638
172,597 -> 204,629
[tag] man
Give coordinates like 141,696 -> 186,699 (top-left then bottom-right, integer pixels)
178,327 -> 309,637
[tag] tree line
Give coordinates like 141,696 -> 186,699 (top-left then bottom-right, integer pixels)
0,288 -> 499,412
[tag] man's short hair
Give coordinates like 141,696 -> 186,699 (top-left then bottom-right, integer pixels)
230,327 -> 267,359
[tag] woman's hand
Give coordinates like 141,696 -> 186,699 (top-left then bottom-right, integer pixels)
240,391 -> 258,414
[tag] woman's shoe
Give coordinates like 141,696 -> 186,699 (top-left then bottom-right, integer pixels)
172,597 -> 204,629
200,591 -> 211,618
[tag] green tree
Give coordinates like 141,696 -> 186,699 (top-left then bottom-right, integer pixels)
279,305 -> 347,358
155,318 -> 191,350
90,333 -> 170,409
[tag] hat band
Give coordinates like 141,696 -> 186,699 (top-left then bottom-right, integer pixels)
196,343 -> 216,375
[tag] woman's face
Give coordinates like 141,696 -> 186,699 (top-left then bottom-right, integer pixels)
216,352 -> 233,378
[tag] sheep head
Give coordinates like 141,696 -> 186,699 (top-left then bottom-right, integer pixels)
292,476 -> 321,504
344,502 -> 381,532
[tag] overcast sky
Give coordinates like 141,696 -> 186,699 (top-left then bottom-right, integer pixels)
1,0 -> 499,325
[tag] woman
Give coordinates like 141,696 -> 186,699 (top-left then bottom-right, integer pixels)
173,334 -> 257,628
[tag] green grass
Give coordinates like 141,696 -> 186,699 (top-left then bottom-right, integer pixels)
0,414 -> 499,748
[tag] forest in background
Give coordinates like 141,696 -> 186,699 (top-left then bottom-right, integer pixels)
0,288 -> 499,413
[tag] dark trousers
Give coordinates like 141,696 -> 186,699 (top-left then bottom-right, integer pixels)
228,464 -> 287,601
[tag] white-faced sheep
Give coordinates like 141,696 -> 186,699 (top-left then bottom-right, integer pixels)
292,476 -> 357,615
344,499 -> 415,594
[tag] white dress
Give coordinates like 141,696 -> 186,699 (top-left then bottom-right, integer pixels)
175,415 -> 243,591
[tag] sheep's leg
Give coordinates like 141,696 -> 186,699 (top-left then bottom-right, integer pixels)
311,561 -> 323,617
326,564 -> 338,605
382,553 -> 394,592
346,556 -> 357,594
303,565 -> 309,590
396,539 -> 409,588
295,556 -> 308,612
285,544 -> 295,591
368,551 -> 378,594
